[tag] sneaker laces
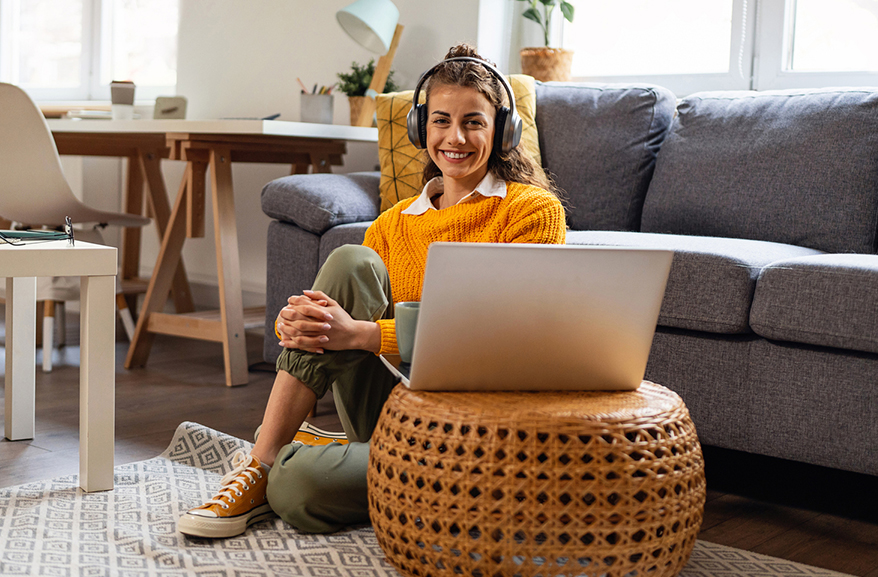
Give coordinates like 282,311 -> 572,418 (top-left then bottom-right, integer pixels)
205,450 -> 264,510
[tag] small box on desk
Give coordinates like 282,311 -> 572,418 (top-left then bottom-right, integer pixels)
300,94 -> 334,124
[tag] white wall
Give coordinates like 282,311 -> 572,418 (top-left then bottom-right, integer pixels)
128,0 -> 484,306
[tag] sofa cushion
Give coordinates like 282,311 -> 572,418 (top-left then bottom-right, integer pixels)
751,254 -> 878,354
261,172 -> 380,235
642,88 -> 878,254
535,82 -> 676,231
375,75 -> 542,212
566,231 -> 822,333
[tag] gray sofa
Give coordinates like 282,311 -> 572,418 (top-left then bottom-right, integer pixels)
261,83 -> 878,477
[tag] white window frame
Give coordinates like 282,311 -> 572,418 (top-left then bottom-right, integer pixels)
549,0 -> 878,96
0,0 -> 176,101
562,0 -> 756,95
753,0 -> 878,90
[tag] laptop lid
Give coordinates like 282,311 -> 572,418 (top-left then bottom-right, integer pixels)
405,243 -> 673,392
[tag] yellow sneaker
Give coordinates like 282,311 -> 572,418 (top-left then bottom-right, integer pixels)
178,450 -> 274,538
293,421 -> 349,446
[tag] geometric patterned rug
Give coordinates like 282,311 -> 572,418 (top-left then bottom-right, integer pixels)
0,422 -> 853,577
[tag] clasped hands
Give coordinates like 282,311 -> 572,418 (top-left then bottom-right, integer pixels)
276,290 -> 379,354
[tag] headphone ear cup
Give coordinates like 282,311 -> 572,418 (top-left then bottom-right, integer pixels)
494,107 -> 510,154
417,104 -> 428,148
406,103 -> 423,149
507,109 -> 523,153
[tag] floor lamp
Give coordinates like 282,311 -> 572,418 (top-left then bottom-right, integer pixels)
337,0 -> 404,127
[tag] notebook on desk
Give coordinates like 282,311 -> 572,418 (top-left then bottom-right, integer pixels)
379,242 -> 674,392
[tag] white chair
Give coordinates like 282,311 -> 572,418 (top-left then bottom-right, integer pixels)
0,82 -> 150,371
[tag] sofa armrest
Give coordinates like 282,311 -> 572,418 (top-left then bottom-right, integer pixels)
261,171 -> 381,235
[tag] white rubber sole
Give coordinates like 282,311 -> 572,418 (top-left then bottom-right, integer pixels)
178,503 -> 275,539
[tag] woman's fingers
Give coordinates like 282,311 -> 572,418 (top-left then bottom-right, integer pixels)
303,290 -> 338,308
280,319 -> 332,336
279,333 -> 329,354
279,302 -> 333,323
288,293 -> 329,307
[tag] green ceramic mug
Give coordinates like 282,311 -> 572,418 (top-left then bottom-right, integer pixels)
395,302 -> 420,363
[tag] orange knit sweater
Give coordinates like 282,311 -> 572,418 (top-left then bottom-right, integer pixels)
363,181 -> 567,355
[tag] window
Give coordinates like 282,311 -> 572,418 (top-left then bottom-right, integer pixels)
567,1 -> 735,77
790,0 -> 878,72
559,0 -> 878,95
754,0 -> 878,90
0,0 -> 178,101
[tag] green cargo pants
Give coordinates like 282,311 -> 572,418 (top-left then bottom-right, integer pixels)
265,244 -> 398,534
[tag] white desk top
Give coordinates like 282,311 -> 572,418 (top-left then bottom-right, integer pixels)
0,239 -> 117,278
46,119 -> 379,143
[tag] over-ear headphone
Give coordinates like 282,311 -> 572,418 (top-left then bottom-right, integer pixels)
406,57 -> 522,155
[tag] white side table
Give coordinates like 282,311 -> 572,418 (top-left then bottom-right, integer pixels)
1,240 -> 116,492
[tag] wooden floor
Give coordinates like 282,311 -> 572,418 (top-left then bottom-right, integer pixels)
1,313 -> 878,576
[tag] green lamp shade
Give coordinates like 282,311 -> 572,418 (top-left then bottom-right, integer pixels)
337,0 -> 399,54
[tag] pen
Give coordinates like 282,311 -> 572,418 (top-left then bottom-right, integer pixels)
297,77 -> 308,93
312,84 -> 317,94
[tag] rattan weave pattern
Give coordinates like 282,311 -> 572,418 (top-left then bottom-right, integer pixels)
368,382 -> 706,577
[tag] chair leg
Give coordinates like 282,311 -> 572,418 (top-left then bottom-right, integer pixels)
56,302 -> 66,346
42,301 -> 55,373
116,293 -> 136,341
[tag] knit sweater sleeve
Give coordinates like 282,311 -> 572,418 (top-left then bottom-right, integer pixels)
501,185 -> 567,245
375,319 -> 398,355
363,211 -> 399,356
363,213 -> 389,257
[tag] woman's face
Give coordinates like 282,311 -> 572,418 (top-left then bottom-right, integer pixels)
426,83 -> 496,189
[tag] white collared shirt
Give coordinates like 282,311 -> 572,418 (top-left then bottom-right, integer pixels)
401,173 -> 508,215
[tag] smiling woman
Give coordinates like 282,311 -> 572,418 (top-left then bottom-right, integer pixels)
418,45 -> 557,205
177,44 -> 568,541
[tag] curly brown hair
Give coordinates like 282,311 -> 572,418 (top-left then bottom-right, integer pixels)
421,44 -> 560,198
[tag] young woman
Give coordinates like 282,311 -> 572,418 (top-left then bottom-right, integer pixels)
178,44 -> 566,539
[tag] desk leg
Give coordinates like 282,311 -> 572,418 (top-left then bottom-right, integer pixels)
139,150 -> 195,314
4,277 -> 36,441
125,174 -> 190,370
121,153 -> 144,282
79,274 -> 115,492
210,148 -> 248,387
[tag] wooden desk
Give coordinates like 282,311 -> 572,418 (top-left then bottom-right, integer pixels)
2,240 -> 117,492
47,120 -> 379,387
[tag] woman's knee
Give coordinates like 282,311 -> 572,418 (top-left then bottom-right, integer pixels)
314,244 -> 390,321
321,245 -> 384,278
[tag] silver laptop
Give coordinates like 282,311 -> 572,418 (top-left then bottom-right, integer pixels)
380,242 -> 673,392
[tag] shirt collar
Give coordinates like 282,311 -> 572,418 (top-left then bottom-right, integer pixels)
401,173 -> 507,215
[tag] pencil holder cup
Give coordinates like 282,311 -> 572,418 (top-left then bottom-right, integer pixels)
300,94 -> 334,124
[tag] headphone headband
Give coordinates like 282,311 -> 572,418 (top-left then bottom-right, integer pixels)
406,56 -> 522,154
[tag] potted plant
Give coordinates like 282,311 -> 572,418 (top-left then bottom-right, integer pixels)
336,59 -> 400,126
515,0 -> 575,82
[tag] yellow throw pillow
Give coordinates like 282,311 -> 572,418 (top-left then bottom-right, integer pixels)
508,74 -> 541,169
375,74 -> 542,212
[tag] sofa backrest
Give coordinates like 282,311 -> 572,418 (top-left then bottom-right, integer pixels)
535,82 -> 676,231
642,88 -> 878,254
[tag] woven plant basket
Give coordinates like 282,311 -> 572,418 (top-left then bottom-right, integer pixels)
368,382 -> 705,577
348,96 -> 366,126
520,47 -> 574,82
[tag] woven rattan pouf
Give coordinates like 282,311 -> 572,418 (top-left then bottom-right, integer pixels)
368,381 -> 705,577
